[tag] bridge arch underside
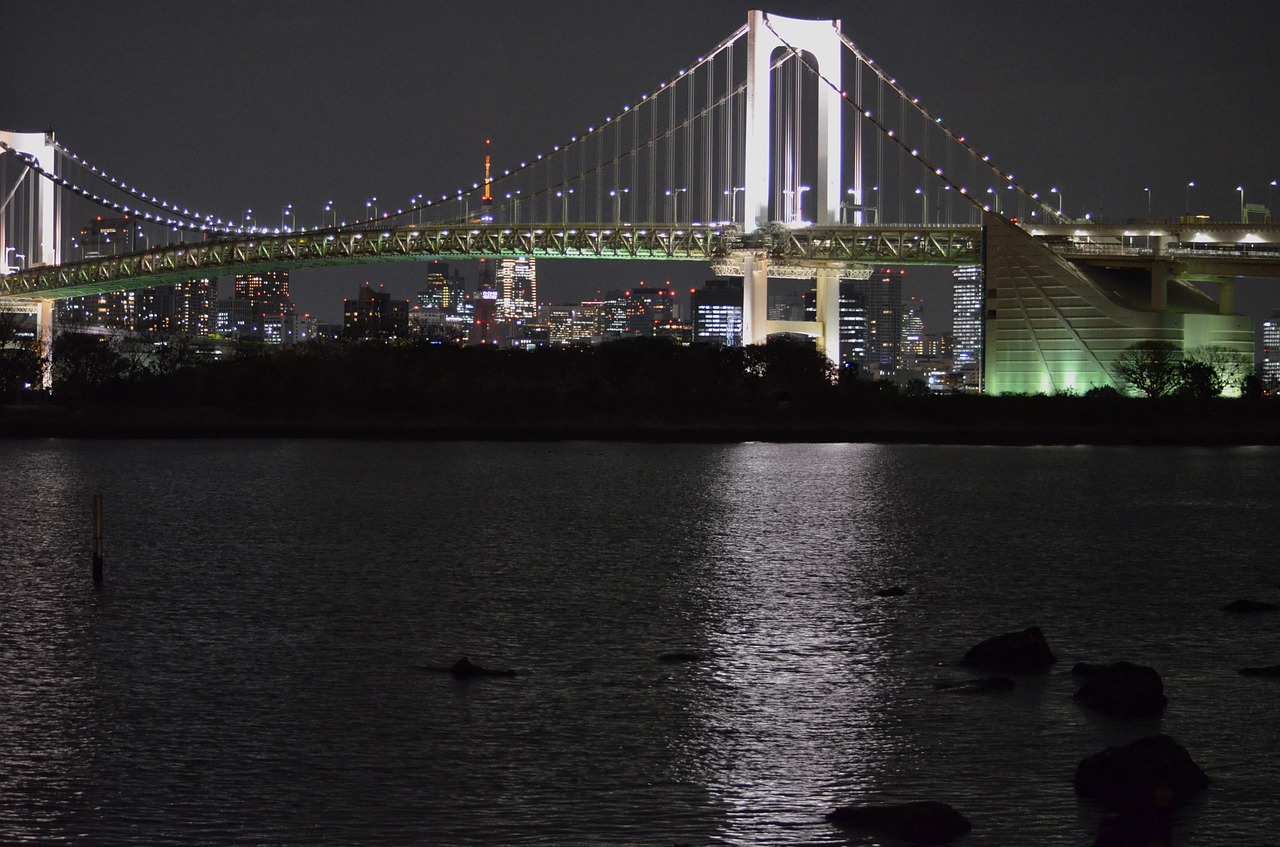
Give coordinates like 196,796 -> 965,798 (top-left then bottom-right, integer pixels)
983,213 -> 1253,396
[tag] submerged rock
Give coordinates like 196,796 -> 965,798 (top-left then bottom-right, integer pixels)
1073,661 -> 1167,718
934,675 -> 1015,695
875,585 -> 908,597
825,800 -> 971,844
961,626 -> 1057,674
424,656 -> 517,679
1222,598 -> 1279,613
1074,734 -> 1207,812
1239,665 -> 1280,677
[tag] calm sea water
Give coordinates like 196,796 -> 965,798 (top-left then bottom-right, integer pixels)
1,440 -> 1277,845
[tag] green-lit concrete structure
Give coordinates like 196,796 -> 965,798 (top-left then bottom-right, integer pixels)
983,212 -> 1255,395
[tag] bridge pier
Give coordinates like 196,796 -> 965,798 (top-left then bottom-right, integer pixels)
814,269 -> 840,365
742,253 -> 770,347
37,299 -> 53,390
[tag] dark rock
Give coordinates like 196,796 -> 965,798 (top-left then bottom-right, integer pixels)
1074,735 -> 1208,812
875,585 -> 908,597
1223,599 -> 1279,613
1073,661 -> 1167,718
658,651 -> 701,663
424,656 -> 516,678
1239,665 -> 1280,677
961,626 -> 1057,674
934,675 -> 1015,695
825,800 -> 971,844
1072,662 -> 1106,677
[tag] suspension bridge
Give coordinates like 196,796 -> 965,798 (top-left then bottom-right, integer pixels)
3,10 -> 1278,394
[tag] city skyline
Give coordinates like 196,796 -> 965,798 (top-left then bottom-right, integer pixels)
4,2 -> 1277,326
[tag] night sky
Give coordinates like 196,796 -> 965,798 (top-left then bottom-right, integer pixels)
4,1 -> 1278,325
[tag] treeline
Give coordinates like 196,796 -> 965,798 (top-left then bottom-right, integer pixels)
7,333 -> 1280,443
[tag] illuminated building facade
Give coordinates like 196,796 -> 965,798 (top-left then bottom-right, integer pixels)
846,267 -> 903,378
418,261 -> 466,312
62,216 -> 139,329
837,281 -> 868,371
1262,310 -> 1280,387
901,296 -> 925,368
234,271 -> 290,314
692,279 -> 743,346
498,257 -> 537,319
952,265 -> 984,392
343,283 -> 409,339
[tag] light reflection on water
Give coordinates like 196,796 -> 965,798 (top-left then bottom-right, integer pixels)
0,440 -> 1277,845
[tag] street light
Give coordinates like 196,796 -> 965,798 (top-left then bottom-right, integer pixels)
986,187 -> 1000,214
324,200 -> 335,228
1237,186 -> 1245,222
282,203 -> 294,232
1144,187 -> 1151,220
1185,182 -> 1194,215
915,187 -> 928,225
505,190 -> 522,224
1270,180 -> 1278,215
367,196 -> 378,220
795,185 -> 810,223
556,188 -> 575,224
665,187 -> 687,223
1050,187 -> 1062,217
609,187 -> 630,223
727,186 -> 747,223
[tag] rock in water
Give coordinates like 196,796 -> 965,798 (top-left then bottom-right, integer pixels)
1073,661 -> 1167,718
1074,735 -> 1208,812
1222,599 -> 1280,613
875,585 -> 908,597
1239,665 -> 1280,677
961,626 -> 1057,674
448,656 -> 516,678
658,651 -> 701,663
825,801 -> 971,845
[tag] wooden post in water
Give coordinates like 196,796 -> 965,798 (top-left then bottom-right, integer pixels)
92,493 -> 104,585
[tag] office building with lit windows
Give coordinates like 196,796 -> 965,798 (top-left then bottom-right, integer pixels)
498,257 -> 537,319
952,265 -> 984,392
692,279 -> 743,346
418,261 -> 467,313
1262,310 -> 1280,387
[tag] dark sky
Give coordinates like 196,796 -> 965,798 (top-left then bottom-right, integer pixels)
4,1 -> 1278,325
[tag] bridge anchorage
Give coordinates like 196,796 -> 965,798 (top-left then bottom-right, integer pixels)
4,11 -> 1279,393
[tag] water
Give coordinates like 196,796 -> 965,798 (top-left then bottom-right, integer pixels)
1,441 -> 1278,845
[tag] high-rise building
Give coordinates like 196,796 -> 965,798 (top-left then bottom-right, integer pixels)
851,267 -> 903,378
1262,310 -> 1280,387
692,279 -> 743,346
62,216 -> 139,330
838,281 -> 868,371
498,257 -> 537,319
618,285 -> 676,336
344,283 -> 409,338
171,278 -> 218,336
952,265 -> 984,392
901,296 -> 925,368
234,271 -> 290,314
418,261 -> 466,312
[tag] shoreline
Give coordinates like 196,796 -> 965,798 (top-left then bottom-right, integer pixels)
4,406 -> 1279,446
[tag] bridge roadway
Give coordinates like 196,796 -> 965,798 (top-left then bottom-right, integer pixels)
2,220 -> 1279,303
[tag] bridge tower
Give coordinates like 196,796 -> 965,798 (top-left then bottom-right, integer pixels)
740,12 -> 847,366
1,129 -> 60,389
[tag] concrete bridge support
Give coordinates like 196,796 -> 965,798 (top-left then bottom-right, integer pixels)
983,212 -> 1253,395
